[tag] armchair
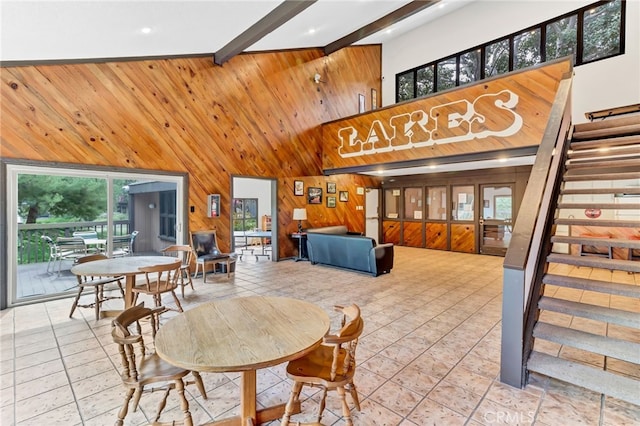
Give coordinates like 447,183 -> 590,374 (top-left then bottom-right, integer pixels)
190,230 -> 235,280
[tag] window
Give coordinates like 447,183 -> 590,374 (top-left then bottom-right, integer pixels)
427,186 -> 447,220
159,190 -> 176,239
232,198 -> 258,232
452,185 -> 474,221
395,0 -> 625,101
485,38 -> 510,77
404,187 -> 423,220
582,0 -> 622,63
384,189 -> 401,219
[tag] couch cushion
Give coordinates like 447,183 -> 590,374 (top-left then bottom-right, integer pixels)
307,233 -> 374,272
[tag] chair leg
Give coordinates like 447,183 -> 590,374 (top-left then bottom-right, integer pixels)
116,388 -> 135,426
347,381 -> 361,411
171,290 -> 184,312
281,381 -> 303,426
317,388 -> 328,424
154,386 -> 173,423
337,386 -> 352,426
175,378 -> 193,426
69,286 -> 83,318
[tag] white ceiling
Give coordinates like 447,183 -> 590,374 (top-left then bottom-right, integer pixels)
0,0 -> 473,62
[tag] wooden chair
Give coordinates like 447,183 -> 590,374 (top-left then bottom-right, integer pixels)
161,244 -> 195,297
111,303 -> 207,426
69,253 -> 125,321
190,230 -> 234,280
281,304 -> 364,426
132,259 -> 184,312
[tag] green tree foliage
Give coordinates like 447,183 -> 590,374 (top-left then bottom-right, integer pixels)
18,175 -> 107,223
583,0 -> 621,62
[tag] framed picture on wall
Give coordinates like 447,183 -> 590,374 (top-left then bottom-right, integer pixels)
327,182 -> 336,194
207,194 -> 220,218
339,191 -> 349,202
294,180 -> 304,196
358,93 -> 365,113
327,196 -> 336,208
308,187 -> 322,204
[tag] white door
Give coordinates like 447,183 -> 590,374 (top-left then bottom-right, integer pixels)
365,188 -> 380,243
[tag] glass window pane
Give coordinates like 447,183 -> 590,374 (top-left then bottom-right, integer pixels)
404,187 -> 423,220
546,15 -> 577,63
582,0 -> 622,63
514,28 -> 541,69
384,189 -> 401,219
459,50 -> 481,85
427,186 -> 447,220
452,185 -> 474,221
396,71 -> 414,101
436,57 -> 457,91
416,65 -> 434,97
485,39 -> 510,77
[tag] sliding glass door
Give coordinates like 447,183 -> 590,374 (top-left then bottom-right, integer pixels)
5,163 -> 185,306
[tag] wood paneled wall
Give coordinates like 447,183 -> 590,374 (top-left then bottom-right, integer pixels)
1,46 -> 382,256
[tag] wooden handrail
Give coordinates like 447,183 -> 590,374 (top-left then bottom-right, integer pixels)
585,103 -> 640,121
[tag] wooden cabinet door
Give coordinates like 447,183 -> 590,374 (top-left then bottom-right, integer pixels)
426,222 -> 447,250
382,221 -> 400,244
402,222 -> 423,247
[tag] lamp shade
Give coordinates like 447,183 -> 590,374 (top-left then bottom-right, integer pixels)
292,208 -> 307,221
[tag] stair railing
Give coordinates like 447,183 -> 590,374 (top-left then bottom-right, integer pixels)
500,74 -> 573,388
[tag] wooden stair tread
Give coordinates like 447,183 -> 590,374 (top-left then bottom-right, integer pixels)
565,157 -> 640,170
571,123 -> 640,141
534,322 -> 640,364
538,296 -> 640,329
542,272 -> 640,298
563,172 -> 640,182
547,253 -> 640,273
570,134 -> 640,151
527,351 -> 640,406
557,202 -> 640,210
574,115 -> 640,133
554,218 -> 640,228
569,146 -> 640,160
560,187 -> 640,194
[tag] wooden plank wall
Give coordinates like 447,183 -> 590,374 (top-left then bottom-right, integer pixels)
0,46 -> 382,258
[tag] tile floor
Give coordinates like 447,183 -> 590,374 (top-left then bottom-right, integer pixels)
1,247 -> 638,425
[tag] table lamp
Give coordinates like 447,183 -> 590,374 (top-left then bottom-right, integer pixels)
292,208 -> 307,233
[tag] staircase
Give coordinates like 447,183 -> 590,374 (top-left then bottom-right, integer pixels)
525,114 -> 640,405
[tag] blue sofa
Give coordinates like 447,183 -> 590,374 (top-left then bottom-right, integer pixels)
305,226 -> 394,277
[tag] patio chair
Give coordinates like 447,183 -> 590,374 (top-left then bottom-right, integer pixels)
41,235 -> 87,274
112,302 -> 207,426
112,231 -> 138,257
69,253 -> 125,321
281,304 -> 364,426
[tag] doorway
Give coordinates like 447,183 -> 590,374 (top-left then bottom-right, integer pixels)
231,176 -> 277,261
479,184 -> 514,256
365,188 -> 380,243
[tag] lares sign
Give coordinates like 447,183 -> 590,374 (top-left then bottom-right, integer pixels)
337,90 -> 523,158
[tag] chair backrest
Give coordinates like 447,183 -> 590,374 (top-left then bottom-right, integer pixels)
190,230 -> 222,258
75,253 -> 109,283
112,303 -> 165,381
324,304 -> 364,381
56,236 -> 87,253
73,230 -> 98,240
138,259 -> 182,292
130,231 -> 139,252
161,245 -> 193,266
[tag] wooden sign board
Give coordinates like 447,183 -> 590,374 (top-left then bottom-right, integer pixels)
321,59 -> 572,171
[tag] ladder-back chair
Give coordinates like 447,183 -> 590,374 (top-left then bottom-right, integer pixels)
132,259 -> 184,312
281,304 -> 364,426
111,303 -> 207,426
69,253 -> 125,321
161,244 -> 195,297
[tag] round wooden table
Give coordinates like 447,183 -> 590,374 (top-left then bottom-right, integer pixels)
155,296 -> 331,425
70,255 -> 176,310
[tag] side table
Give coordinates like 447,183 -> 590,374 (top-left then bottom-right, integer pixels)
290,233 -> 308,261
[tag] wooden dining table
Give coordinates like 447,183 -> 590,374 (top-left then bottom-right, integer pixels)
70,255 -> 176,311
154,296 -> 331,426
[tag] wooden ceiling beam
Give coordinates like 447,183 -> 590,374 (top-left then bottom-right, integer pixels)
323,0 -> 441,56
214,0 -> 317,66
